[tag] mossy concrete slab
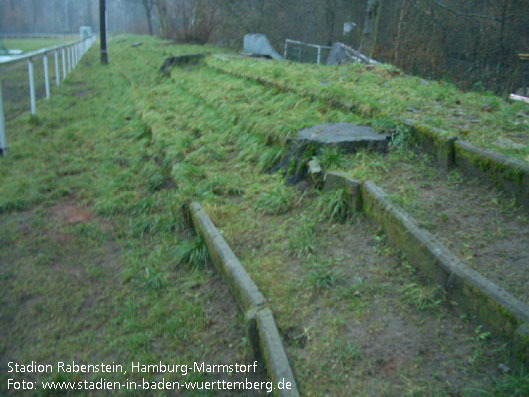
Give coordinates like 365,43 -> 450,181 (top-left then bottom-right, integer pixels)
295,123 -> 387,153
188,203 -> 299,393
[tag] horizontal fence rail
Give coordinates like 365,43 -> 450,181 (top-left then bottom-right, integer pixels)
284,39 -> 331,65
0,33 -> 78,39
0,35 -> 96,156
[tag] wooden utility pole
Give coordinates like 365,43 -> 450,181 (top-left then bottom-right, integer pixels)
100,0 -> 108,64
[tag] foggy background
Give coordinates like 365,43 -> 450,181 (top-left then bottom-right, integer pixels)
1,0 -> 528,94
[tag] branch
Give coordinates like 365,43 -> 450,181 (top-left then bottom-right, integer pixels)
426,0 -> 501,22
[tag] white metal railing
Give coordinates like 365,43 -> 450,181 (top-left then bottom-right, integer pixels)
0,35 -> 97,156
284,39 -> 332,65
0,33 -> 77,39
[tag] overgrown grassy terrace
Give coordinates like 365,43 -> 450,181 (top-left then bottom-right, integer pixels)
1,35 -> 528,394
206,55 -> 529,163
115,37 -> 527,393
166,55 -> 529,306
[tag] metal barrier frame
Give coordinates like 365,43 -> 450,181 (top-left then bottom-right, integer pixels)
0,35 -> 96,156
284,38 -> 331,65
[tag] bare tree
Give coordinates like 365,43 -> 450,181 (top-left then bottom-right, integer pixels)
154,0 -> 168,37
393,0 -> 408,64
124,0 -> 154,34
324,0 -> 337,46
359,0 -> 382,57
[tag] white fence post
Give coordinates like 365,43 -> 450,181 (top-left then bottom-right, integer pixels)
0,79 -> 7,155
62,48 -> 66,79
54,51 -> 60,87
317,46 -> 321,65
43,55 -> 50,99
67,47 -> 71,73
284,40 -> 288,59
28,59 -> 36,115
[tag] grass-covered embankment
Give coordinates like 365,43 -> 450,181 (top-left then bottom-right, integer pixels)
125,37 -> 528,393
1,35 -> 528,395
206,55 -> 529,163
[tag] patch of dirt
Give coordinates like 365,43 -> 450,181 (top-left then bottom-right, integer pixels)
50,201 -> 92,225
0,201 -> 123,384
215,191 -> 512,395
74,90 -> 88,98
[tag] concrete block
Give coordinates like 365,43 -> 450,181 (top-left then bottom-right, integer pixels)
189,202 -> 265,312
323,172 -> 362,212
256,308 -> 299,397
308,158 -> 323,188
296,123 -> 387,154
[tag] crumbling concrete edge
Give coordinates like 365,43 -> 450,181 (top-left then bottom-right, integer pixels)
186,202 -> 299,396
406,121 -> 529,208
454,139 -> 529,208
321,172 -> 529,362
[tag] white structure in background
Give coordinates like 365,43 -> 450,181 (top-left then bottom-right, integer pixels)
0,35 -> 97,156
243,34 -> 283,61
343,22 -> 357,35
80,26 -> 92,39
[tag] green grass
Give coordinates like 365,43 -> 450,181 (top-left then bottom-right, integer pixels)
206,55 -> 529,163
3,37 -> 77,53
1,34 -> 528,396
0,35 -> 257,395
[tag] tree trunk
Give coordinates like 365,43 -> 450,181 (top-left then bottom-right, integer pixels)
86,0 -> 93,28
359,0 -> 382,58
142,0 -> 153,35
394,0 -> 408,65
154,0 -> 168,38
325,0 -> 337,46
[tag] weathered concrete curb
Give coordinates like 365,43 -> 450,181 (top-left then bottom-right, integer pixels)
404,121 -> 457,169
320,173 -> 529,362
256,308 -> 300,396
454,140 -> 529,208
187,202 -> 299,396
323,171 -> 362,212
407,121 -> 529,208
188,202 -> 265,312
